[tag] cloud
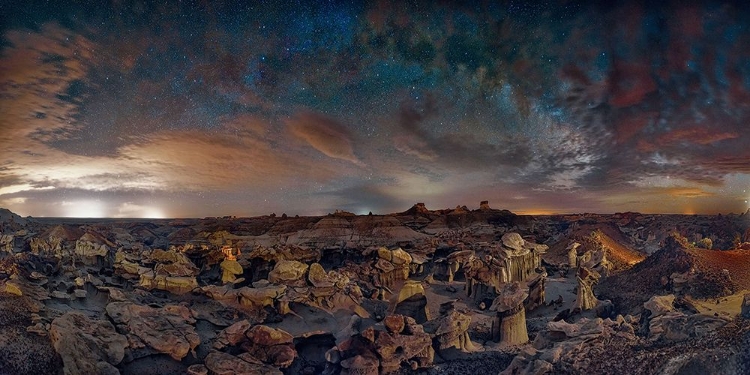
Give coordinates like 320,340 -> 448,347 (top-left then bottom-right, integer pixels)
120,118 -> 343,191
287,112 -> 363,165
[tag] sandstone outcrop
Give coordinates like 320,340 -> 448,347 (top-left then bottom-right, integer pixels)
490,282 -> 529,345
574,266 -> 600,311
328,314 -> 434,374
105,302 -> 200,360
49,312 -> 127,375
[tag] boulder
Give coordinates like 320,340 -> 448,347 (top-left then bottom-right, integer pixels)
220,259 -> 244,284
49,312 -> 127,375
242,325 -> 296,368
268,260 -> 309,286
105,302 -> 200,360
307,263 -> 334,288
214,319 -> 252,349
644,294 -> 676,318
425,301 -> 476,352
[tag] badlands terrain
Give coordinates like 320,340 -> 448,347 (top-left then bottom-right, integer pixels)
1,202 -> 749,374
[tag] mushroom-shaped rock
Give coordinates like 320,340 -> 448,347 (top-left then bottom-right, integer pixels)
374,258 -> 395,273
490,282 -> 529,345
395,280 -> 430,323
397,280 -> 425,304
501,232 -> 525,251
220,259 -> 243,284
480,200 -> 491,210
425,303 -> 475,352
268,260 -> 309,286
574,267 -> 600,311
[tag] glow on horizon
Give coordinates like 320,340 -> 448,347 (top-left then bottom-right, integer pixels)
61,200 -> 106,218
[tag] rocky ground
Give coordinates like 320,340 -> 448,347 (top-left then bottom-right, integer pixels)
0,204 -> 750,374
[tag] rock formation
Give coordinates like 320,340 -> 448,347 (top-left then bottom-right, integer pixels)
328,314 -> 434,374
425,301 -> 477,352
490,282 -> 529,345
50,312 -> 127,375
574,266 -> 600,311
105,302 -> 200,360
0,207 -> 748,374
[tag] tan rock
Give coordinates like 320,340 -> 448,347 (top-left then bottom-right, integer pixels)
214,319 -> 252,349
105,302 -> 200,360
49,312 -> 127,375
490,282 -> 529,346
425,306 -> 475,352
243,325 -> 297,368
574,267 -> 600,311
220,259 -> 244,284
138,273 -> 198,294
245,325 -> 293,346
391,248 -> 412,265
397,280 -> 425,303
1,281 -> 23,296
502,232 -> 525,250
268,260 -> 309,286
307,262 -> 334,287
237,284 -> 287,307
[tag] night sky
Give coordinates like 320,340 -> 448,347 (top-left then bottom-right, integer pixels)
2,1 -> 750,218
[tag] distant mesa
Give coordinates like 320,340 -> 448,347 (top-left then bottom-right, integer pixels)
401,202 -> 431,216
480,200 -> 491,210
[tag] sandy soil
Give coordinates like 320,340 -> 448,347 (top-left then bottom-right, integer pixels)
686,289 -> 749,318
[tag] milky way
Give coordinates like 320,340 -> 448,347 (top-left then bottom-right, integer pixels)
2,1 -> 750,217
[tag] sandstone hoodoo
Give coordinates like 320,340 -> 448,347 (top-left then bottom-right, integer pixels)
1,206 -> 750,374
490,282 -> 529,345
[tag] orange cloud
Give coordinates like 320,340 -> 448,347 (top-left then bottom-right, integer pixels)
287,112 -> 363,165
